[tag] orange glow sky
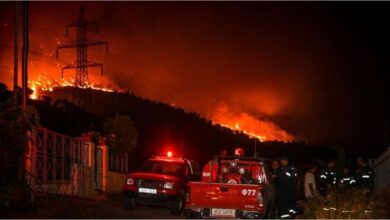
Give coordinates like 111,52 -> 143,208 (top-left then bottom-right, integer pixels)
0,2 -> 387,149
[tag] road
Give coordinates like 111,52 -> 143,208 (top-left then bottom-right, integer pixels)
3,195 -> 185,219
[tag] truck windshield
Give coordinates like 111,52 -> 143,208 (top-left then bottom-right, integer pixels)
139,160 -> 186,177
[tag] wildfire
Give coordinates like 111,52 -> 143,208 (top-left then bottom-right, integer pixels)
211,104 -> 294,143
28,75 -> 119,100
219,122 -> 268,142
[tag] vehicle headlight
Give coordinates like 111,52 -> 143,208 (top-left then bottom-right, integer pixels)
126,177 -> 135,185
239,167 -> 246,174
222,166 -> 228,173
230,161 -> 237,167
163,181 -> 174,189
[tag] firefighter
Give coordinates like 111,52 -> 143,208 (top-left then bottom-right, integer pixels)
266,159 -> 279,219
339,166 -> 356,190
276,156 -> 297,219
356,157 -> 374,192
319,159 -> 337,194
270,159 -> 279,184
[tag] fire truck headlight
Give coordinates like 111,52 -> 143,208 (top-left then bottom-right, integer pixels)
163,181 -> 174,189
230,161 -> 237,167
222,166 -> 228,173
239,167 -> 245,174
126,177 -> 135,185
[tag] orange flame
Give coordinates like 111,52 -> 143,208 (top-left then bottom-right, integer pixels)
28,74 -> 120,100
211,104 -> 294,142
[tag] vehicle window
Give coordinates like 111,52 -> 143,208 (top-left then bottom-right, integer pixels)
139,160 -> 186,177
189,160 -> 200,175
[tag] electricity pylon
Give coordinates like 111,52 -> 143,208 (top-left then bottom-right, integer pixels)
57,7 -> 108,87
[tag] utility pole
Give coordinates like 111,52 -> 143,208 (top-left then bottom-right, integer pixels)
21,1 -> 29,112
13,1 -> 19,106
56,7 -> 108,87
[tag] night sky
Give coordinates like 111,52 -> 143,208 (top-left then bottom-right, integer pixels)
1,2 -> 389,153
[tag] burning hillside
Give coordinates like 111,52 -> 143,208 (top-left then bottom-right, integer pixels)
211,104 -> 294,142
28,74 -> 119,100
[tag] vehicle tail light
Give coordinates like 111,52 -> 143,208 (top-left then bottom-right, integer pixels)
126,176 -> 135,185
163,181 -> 174,189
167,151 -> 173,157
258,191 -> 264,207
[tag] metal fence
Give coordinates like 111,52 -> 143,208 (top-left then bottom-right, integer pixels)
26,127 -> 84,197
109,154 -> 128,173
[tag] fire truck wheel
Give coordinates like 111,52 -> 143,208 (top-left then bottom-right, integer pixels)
170,192 -> 185,215
123,197 -> 137,211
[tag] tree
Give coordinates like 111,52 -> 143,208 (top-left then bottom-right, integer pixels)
0,85 -> 28,209
103,114 -> 138,154
0,83 -> 11,103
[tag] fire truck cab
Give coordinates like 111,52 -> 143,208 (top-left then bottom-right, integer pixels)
184,148 -> 272,219
123,152 -> 200,215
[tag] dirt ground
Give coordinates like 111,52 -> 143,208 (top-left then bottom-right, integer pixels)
1,194 -> 185,219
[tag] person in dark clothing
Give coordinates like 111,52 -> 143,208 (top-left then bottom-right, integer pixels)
270,159 -> 279,184
276,156 -> 297,219
319,159 -> 337,194
339,166 -> 356,190
356,157 -> 374,192
266,159 -> 279,218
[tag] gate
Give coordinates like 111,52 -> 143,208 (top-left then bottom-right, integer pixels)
95,147 -> 103,190
26,127 -> 84,197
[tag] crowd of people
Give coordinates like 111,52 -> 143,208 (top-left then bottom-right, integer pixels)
268,156 -> 375,219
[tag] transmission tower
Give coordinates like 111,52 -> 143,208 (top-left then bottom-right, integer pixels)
57,7 -> 108,87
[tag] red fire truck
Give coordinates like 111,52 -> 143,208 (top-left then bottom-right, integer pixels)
184,148 -> 273,219
123,151 -> 200,215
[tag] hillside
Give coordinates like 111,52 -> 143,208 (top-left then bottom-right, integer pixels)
30,87 -> 336,167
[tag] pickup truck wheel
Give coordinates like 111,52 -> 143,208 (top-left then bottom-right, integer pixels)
123,197 -> 137,211
170,195 -> 184,215
184,209 -> 199,219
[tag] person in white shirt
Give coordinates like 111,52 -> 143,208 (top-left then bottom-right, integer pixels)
304,164 -> 318,199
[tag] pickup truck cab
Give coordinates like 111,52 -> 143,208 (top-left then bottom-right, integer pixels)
123,153 -> 200,215
184,149 -> 272,219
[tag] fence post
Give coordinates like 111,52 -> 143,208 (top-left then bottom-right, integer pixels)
25,130 -> 33,200
125,154 -> 128,173
82,133 -> 95,197
43,128 -> 47,194
99,137 -> 108,192
116,155 -> 118,172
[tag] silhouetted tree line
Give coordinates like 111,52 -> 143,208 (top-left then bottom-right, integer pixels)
22,86 -> 342,169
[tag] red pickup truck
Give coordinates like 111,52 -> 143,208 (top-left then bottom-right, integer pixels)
184,149 -> 273,219
123,153 -> 200,215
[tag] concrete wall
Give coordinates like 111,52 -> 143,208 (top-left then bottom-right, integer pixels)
81,140 -> 128,197
106,171 -> 127,194
374,147 -> 390,190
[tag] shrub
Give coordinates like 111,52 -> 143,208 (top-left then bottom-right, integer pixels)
103,114 -> 138,154
299,188 -> 388,219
